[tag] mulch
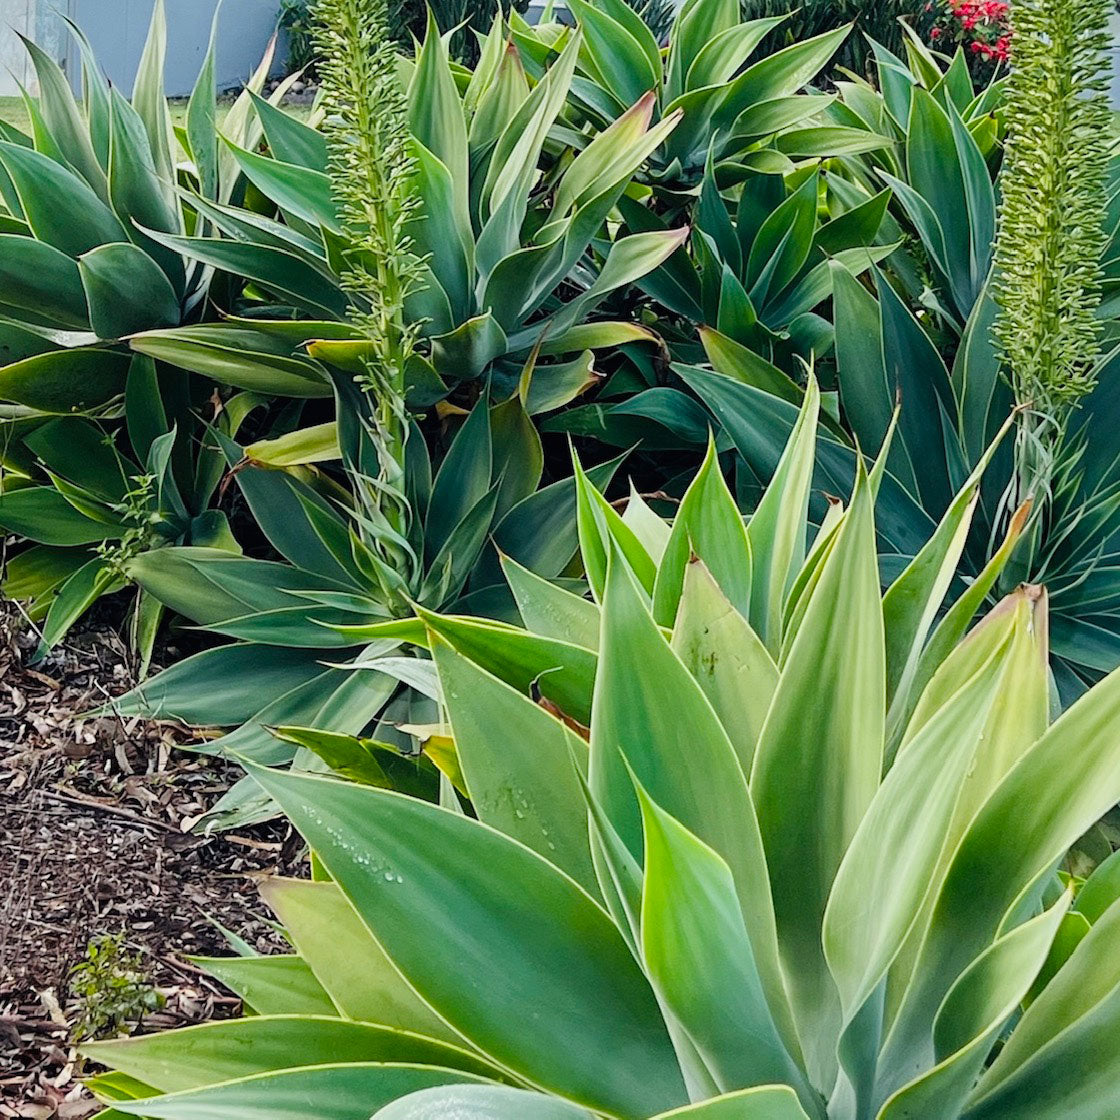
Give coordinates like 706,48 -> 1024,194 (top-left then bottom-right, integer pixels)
0,603 -> 306,1118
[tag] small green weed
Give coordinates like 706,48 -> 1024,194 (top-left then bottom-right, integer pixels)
67,933 -> 164,1042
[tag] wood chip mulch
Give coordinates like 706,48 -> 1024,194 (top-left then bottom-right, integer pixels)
0,603 -> 306,1118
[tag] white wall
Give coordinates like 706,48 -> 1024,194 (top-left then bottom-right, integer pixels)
0,0 -> 43,98
0,0 -> 284,100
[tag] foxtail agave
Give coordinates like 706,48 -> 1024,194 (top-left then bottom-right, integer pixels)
85,384 -> 1120,1118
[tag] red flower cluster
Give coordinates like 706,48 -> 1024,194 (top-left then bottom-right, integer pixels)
925,0 -> 1011,64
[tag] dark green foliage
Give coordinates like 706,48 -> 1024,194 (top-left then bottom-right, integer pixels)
279,0 -> 319,74
740,0 -> 910,72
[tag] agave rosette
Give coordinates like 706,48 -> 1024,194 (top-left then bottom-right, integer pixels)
83,385 -> 1120,1119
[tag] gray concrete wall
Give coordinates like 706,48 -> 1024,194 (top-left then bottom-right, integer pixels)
0,0 -> 284,99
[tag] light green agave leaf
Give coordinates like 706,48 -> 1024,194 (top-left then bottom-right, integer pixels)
246,422 -> 341,467
500,553 -> 600,650
824,598 -> 1038,1107
574,453 -> 657,601
881,656 -> 1120,1094
18,33 -> 106,199
82,1016 -> 496,1095
750,456 -> 884,1088
372,1085 -> 595,1119
433,638 -> 597,893
671,559 -> 778,777
968,896 -> 1120,1113
186,5 -> 219,201
654,1087 -> 814,1119
259,878 -> 463,1044
248,765 -> 687,1119
652,436 -> 752,628
102,1063 -> 491,1120
638,788 -> 818,1113
418,610 -> 596,725
130,0 -> 176,190
877,897 -> 1070,1120
191,954 -> 338,1017
881,414 -> 1014,745
591,547 -> 799,1066
1074,847 -> 1120,924
833,591 -> 1048,1021
621,485 -> 672,564
409,10 -> 470,238
744,375 -> 819,652
901,501 -> 1031,731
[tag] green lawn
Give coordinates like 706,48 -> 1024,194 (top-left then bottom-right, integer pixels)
0,95 -> 311,138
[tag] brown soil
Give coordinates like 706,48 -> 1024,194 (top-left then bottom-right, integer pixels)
0,605 -> 304,1118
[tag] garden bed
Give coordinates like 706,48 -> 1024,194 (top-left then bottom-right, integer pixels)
0,606 -> 300,1118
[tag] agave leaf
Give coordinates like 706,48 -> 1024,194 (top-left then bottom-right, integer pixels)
671,560 -> 777,774
249,91 -> 328,170
17,33 -> 105,198
638,788 -> 817,1110
881,415 -> 1013,737
750,458 -> 885,1087
418,610 -> 596,725
966,898 -> 1120,1116
882,660 -> 1120,1091
192,954 -> 337,1017
0,141 -> 127,256
223,140 -> 338,232
246,423 -> 341,467
500,554 -> 599,648
433,639 -> 596,892
258,878 -> 467,1044
248,765 -> 687,1118
574,454 -> 657,601
0,235 -> 89,328
0,349 -> 131,413
592,548 -> 799,1064
650,1086 -> 813,1118
79,243 -> 180,339
186,6 -> 219,201
878,898 -> 1070,1120
83,1017 -> 496,1095
130,0 -> 176,189
743,375 -> 819,651
652,436 -> 752,628
102,1064 -> 491,1120
372,1086 -> 595,1119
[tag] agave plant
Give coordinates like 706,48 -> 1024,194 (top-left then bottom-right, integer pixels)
83,384 -> 1120,1119
0,2 -> 301,651
103,361 -> 627,828
129,13 -> 687,412
512,0 -> 891,199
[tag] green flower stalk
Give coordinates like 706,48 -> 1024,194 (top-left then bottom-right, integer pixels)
992,0 -> 1112,514
312,0 -> 425,557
